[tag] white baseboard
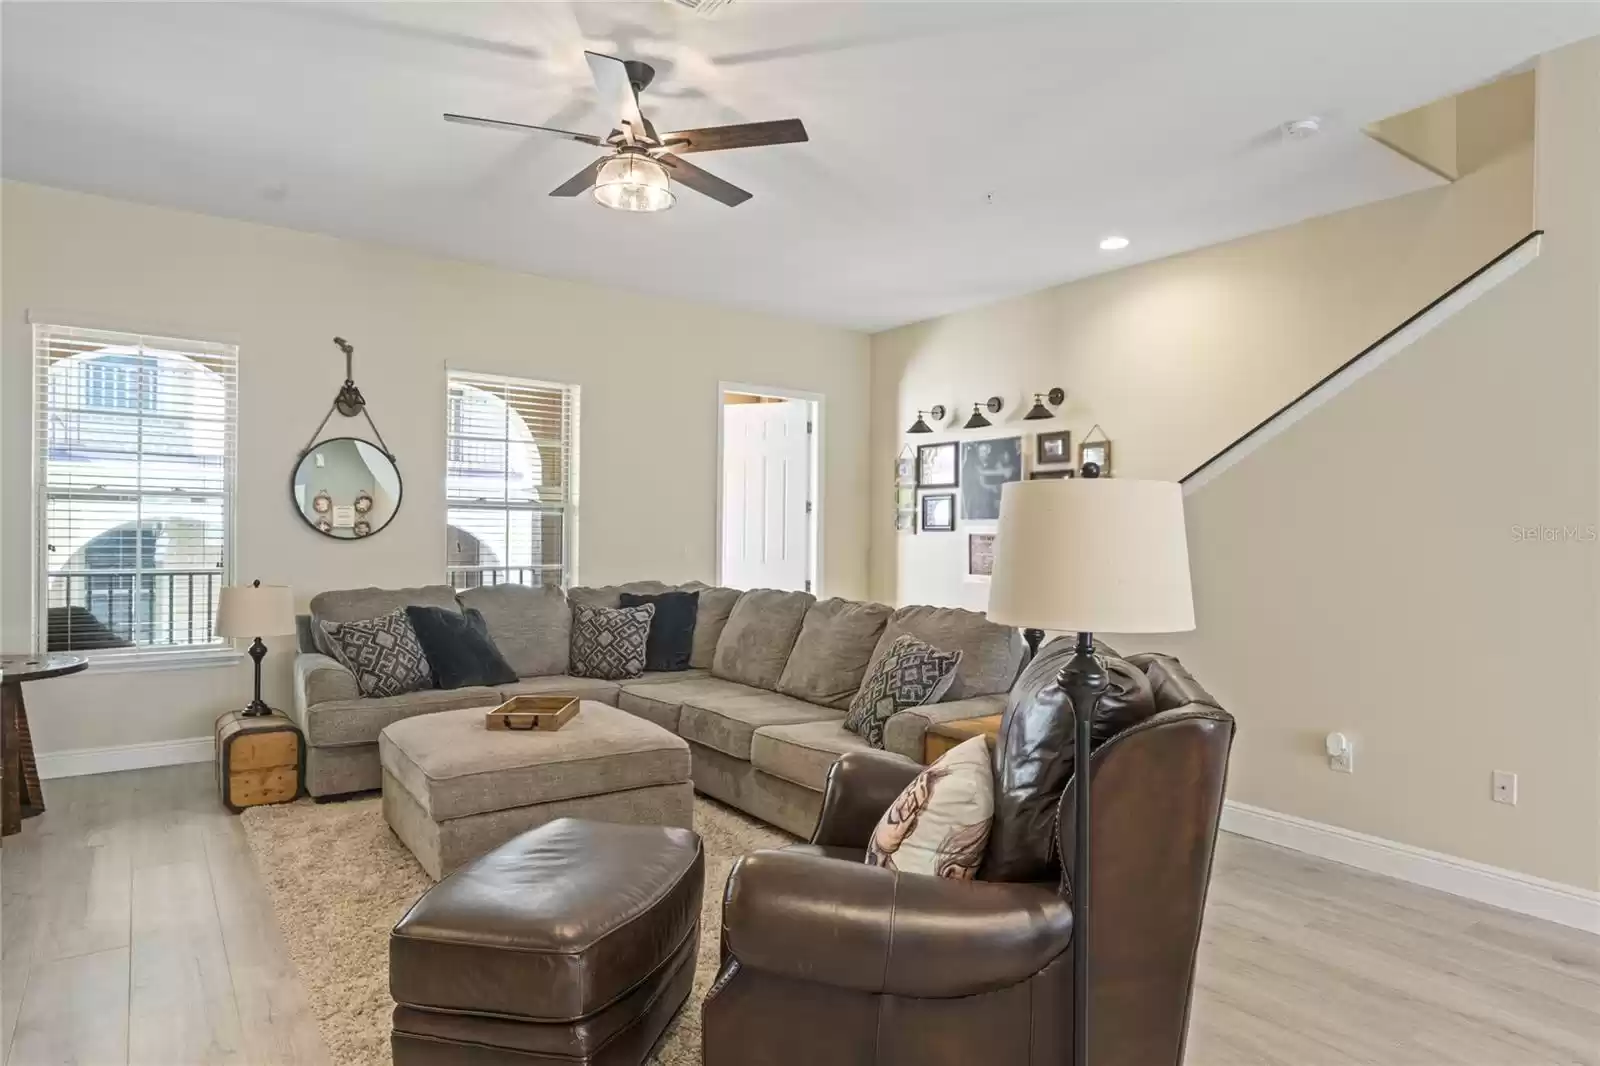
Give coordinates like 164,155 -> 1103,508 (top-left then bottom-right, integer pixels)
36,735 -> 213,780
1222,800 -> 1600,934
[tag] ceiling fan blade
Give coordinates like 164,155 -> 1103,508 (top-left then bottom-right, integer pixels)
658,154 -> 752,207
584,51 -> 647,143
549,158 -> 605,197
658,119 -> 808,154
444,113 -> 604,147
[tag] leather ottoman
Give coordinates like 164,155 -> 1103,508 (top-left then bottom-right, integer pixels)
391,818 -> 704,1066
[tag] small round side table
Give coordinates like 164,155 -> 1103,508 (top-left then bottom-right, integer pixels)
1,653 -> 88,836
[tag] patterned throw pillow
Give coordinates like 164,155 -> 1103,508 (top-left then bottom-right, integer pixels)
319,608 -> 432,699
866,736 -> 994,880
843,634 -> 962,748
569,603 -> 655,681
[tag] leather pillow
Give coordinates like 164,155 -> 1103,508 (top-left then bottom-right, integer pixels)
405,605 -> 517,690
866,735 -> 994,880
982,640 -> 1155,883
620,590 -> 699,672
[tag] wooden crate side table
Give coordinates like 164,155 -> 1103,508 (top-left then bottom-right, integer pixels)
215,710 -> 304,812
922,713 -> 1004,765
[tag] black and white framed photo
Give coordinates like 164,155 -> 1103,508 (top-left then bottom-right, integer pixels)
920,493 -> 956,532
959,437 -> 1023,521
1079,438 -> 1112,475
967,532 -> 997,581
1029,468 -> 1075,480
916,441 -> 958,488
1036,430 -> 1071,466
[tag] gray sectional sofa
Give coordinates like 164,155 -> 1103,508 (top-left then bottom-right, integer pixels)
291,579 -> 1024,837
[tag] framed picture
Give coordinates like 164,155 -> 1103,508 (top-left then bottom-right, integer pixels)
959,437 -> 1023,521
921,493 -> 956,532
967,532 -> 996,580
1080,439 -> 1112,475
1036,430 -> 1071,466
917,441 -> 958,488
1029,468 -> 1075,479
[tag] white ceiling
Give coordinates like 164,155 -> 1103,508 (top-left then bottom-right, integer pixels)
4,3 -> 1596,331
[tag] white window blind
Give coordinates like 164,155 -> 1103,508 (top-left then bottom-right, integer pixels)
445,370 -> 578,590
34,324 -> 237,653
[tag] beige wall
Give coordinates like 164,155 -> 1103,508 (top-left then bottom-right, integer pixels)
870,41 -> 1600,890
1,183 -> 870,754
869,138 -> 1532,611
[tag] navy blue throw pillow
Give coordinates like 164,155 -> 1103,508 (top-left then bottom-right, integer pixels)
404,605 -> 518,690
619,590 -> 699,672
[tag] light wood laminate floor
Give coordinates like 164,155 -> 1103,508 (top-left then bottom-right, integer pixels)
2,764 -> 1598,1066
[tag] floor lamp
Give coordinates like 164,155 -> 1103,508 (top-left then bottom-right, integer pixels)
986,476 -> 1196,1066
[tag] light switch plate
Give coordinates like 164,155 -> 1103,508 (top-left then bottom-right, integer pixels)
1492,770 -> 1518,805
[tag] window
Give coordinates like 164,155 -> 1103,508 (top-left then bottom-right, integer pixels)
34,324 -> 238,654
446,371 -> 578,590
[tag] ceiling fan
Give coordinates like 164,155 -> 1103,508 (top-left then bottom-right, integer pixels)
444,51 -> 808,212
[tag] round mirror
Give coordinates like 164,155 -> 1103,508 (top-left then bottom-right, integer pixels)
292,438 -> 402,540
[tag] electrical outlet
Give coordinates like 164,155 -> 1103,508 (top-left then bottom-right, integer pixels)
1325,732 -> 1354,773
1492,770 -> 1518,805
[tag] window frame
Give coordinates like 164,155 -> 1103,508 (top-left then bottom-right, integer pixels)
444,368 -> 579,592
31,322 -> 240,665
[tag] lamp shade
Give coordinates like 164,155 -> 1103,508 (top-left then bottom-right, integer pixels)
987,479 -> 1194,634
216,583 -> 296,638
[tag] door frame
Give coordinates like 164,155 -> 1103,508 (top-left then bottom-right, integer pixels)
715,382 -> 822,594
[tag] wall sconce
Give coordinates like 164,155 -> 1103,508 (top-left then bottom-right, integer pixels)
906,405 -> 946,434
964,403 -> 992,430
1023,387 -> 1065,421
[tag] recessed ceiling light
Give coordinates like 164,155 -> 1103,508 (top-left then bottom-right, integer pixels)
1283,117 -> 1322,140
1099,235 -> 1130,251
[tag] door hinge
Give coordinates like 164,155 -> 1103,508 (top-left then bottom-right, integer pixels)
806,420 -> 813,433
805,500 -> 813,514
805,579 -> 813,592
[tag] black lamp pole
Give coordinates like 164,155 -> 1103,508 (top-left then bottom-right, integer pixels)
1056,629 -> 1105,1066
242,578 -> 271,717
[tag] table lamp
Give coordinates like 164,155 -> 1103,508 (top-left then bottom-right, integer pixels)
217,580 -> 296,717
987,475 -> 1195,1066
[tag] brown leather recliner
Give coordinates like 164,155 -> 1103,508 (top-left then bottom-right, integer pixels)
703,656 -> 1234,1066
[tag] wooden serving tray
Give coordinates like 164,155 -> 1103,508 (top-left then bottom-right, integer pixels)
486,695 -> 579,732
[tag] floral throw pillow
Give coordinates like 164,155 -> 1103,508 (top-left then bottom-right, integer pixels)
843,634 -> 962,749
569,603 -> 655,681
866,736 -> 994,880
319,608 -> 432,699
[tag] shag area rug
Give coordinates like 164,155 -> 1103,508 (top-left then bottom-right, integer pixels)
240,794 -> 791,1066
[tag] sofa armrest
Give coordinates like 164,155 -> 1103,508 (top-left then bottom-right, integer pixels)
810,750 -> 922,848
722,849 -> 1071,997
882,694 -> 1007,762
294,652 -> 359,721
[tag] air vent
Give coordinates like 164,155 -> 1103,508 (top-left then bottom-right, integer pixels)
662,0 -> 737,15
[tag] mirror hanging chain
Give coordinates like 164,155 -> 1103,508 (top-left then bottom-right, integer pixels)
299,336 -> 396,461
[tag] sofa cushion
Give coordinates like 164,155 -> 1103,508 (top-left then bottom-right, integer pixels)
678,690 -> 840,762
567,581 -> 673,609
406,606 -> 518,690
679,583 -> 741,670
303,686 -> 501,748
776,598 -> 892,708
616,676 -> 762,734
750,719 -> 879,792
620,590 -> 699,673
457,584 -> 571,678
309,584 -> 461,658
868,605 -> 1024,701
379,703 -> 690,821
569,603 -> 654,681
496,675 -> 623,706
711,589 -> 815,690
319,609 -> 434,699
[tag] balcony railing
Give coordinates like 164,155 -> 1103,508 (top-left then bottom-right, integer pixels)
46,568 -> 223,650
447,565 -> 564,591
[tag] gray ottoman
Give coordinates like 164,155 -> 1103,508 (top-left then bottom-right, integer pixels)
379,700 -> 694,879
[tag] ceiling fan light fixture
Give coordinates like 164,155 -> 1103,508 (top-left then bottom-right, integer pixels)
593,153 -> 675,212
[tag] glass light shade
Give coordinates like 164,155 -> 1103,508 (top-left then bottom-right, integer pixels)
593,154 -> 675,212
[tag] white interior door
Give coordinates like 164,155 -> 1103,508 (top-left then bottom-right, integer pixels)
721,399 -> 812,591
